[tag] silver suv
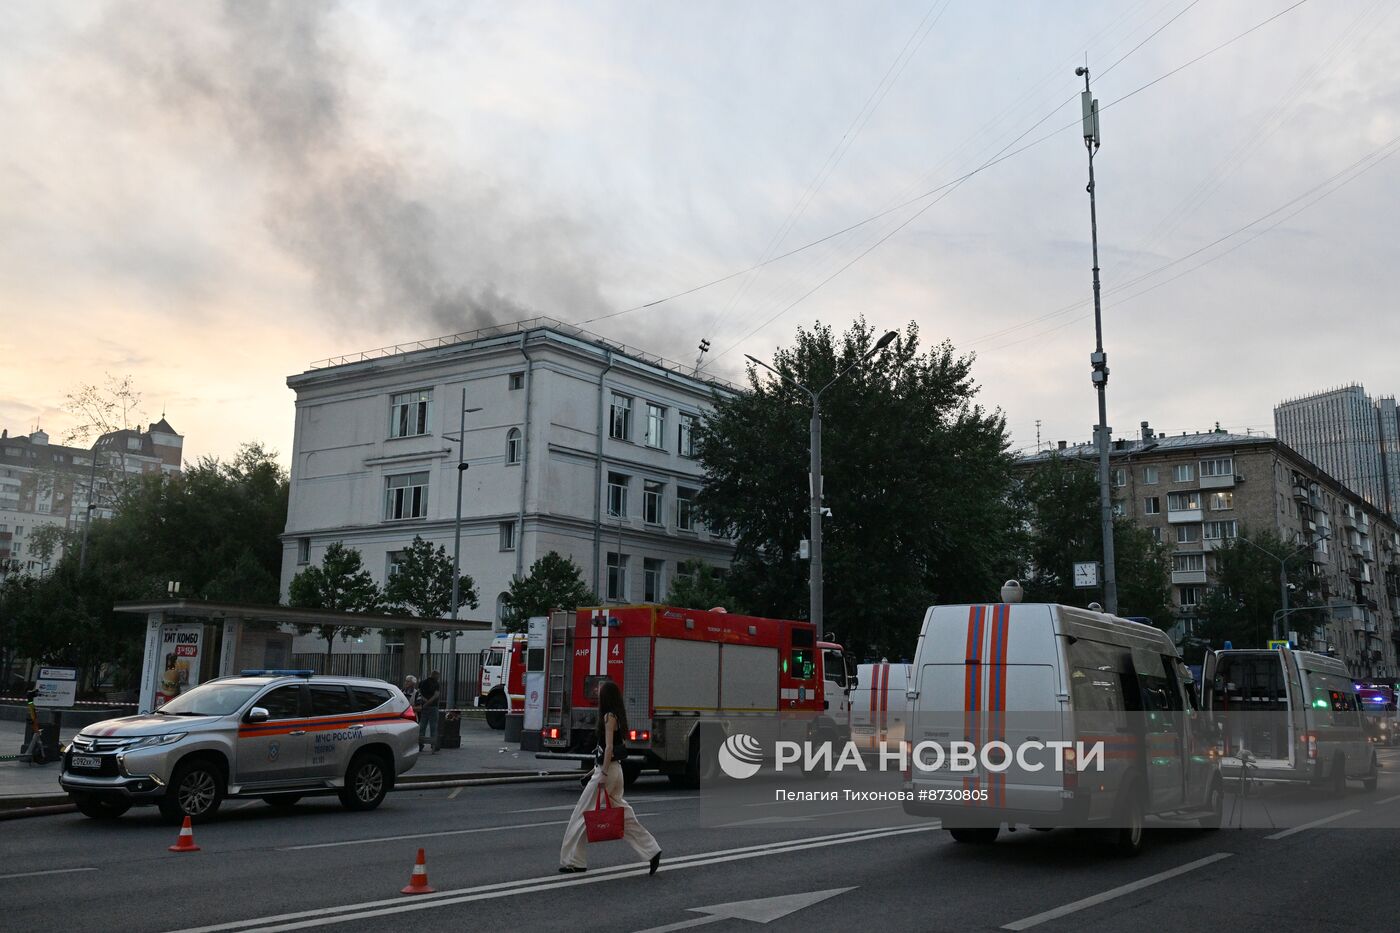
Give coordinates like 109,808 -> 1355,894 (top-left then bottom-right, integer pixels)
59,671 -> 419,823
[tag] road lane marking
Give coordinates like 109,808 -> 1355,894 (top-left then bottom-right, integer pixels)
510,795 -> 699,813
1001,853 -> 1233,931
447,788 -> 463,800
280,813 -> 658,850
632,887 -> 856,933
167,825 -> 936,933
0,867 -> 98,881
1373,793 -> 1400,806
1265,809 -> 1361,839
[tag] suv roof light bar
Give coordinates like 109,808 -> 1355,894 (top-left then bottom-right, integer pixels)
239,669 -> 316,677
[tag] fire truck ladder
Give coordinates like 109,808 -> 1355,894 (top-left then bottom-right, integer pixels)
544,612 -> 572,741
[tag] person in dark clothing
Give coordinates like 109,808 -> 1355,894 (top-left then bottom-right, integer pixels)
418,671 -> 441,754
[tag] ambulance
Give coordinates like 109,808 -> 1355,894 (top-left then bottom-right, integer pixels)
476,633 -> 526,730
850,661 -> 911,751
902,583 -> 1222,855
538,605 -> 854,787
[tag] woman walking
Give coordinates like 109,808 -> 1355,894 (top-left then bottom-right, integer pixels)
559,681 -> 661,875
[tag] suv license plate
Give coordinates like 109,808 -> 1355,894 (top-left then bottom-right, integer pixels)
71,755 -> 102,770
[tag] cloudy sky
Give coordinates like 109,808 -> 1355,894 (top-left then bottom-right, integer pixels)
3,0 -> 1398,463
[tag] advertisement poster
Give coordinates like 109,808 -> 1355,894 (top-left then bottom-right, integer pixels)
35,666 -> 78,707
155,623 -> 204,706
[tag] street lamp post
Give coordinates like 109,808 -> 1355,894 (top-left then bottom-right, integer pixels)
1271,602 -> 1359,651
746,330 -> 897,633
446,392 -> 483,710
1075,64 -> 1117,616
1236,531 -> 1330,642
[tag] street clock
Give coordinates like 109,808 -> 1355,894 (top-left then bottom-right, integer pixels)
1073,561 -> 1100,589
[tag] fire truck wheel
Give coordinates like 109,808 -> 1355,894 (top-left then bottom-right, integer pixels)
484,691 -> 507,730
622,761 -> 642,788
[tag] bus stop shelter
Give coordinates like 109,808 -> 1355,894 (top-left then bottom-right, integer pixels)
114,600 -> 490,714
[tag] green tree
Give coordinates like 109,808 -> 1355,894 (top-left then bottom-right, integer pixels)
1194,530 -> 1320,654
667,560 -> 736,612
1015,453 -> 1174,628
27,524 -> 75,569
382,536 -> 479,635
500,551 -> 597,633
697,318 -> 1020,658
289,541 -> 384,658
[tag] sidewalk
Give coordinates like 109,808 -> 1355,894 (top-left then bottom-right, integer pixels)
0,713 -> 575,803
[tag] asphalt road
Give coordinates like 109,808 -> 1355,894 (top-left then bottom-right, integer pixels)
5,749 -> 1400,933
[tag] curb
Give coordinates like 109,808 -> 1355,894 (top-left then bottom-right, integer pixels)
0,769 -> 581,820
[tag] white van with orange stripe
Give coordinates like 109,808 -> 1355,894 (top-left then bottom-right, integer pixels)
901,583 -> 1222,855
851,662 -> 911,751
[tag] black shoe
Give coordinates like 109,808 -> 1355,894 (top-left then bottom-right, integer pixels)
649,852 -> 661,876
559,865 -> 587,874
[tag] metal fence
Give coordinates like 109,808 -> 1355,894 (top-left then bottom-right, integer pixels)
290,652 -> 483,707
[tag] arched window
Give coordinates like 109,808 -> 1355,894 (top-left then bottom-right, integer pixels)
495,592 -> 511,629
506,428 -> 522,465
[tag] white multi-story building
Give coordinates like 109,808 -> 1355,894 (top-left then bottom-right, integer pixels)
281,318 -> 738,651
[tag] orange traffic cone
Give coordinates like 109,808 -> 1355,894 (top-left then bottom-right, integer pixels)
401,848 -> 435,895
168,816 -> 200,853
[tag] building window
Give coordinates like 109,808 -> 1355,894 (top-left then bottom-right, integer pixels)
645,404 -> 665,449
389,389 -> 432,438
607,472 -> 629,518
1112,502 -> 1125,517
607,552 -> 629,601
495,592 -> 510,627
678,413 -> 697,458
643,480 -> 664,525
1173,463 -> 1195,483
1176,524 -> 1201,544
1200,457 -> 1234,477
387,550 -> 406,578
1111,468 -> 1127,488
1179,585 -> 1203,607
643,558 -> 664,602
610,394 -> 632,440
1167,491 -> 1201,511
297,537 -> 310,565
499,521 -> 516,551
1149,526 -> 1163,543
384,472 -> 429,520
676,487 -> 697,531
506,428 -> 522,465
1143,466 -> 1159,485
1209,491 -> 1234,511
1204,520 -> 1237,541
508,372 -> 525,390
1144,497 -> 1161,515
1174,554 -> 1205,573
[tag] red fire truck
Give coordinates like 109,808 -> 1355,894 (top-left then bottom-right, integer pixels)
476,633 -> 526,730
539,605 -> 854,786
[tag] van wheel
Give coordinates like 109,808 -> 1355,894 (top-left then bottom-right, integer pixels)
1362,756 -> 1378,793
1199,779 -> 1223,830
159,758 -> 225,824
484,691 -> 507,730
1329,754 -> 1348,798
948,828 -> 999,844
339,752 -> 390,811
1112,784 -> 1146,856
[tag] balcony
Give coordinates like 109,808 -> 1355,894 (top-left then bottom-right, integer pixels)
1200,473 -> 1235,490
1292,484 -> 1308,501
1167,508 -> 1203,524
1171,570 -> 1208,585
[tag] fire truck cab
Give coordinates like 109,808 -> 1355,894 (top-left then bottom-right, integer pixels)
540,605 -> 854,787
476,633 -> 526,730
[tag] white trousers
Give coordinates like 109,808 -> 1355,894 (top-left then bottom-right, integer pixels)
559,763 -> 660,869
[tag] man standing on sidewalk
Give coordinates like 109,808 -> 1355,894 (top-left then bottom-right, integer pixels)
418,670 -> 441,754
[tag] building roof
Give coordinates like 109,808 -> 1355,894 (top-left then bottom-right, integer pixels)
1019,429 -> 1274,463
297,316 -> 742,395
148,418 -> 180,436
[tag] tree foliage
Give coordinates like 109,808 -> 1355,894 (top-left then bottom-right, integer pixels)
1194,530 -> 1320,653
382,535 -> 478,642
500,551 -> 597,633
289,541 -> 384,656
696,319 -> 1020,658
667,560 -> 737,612
1015,453 -> 1174,628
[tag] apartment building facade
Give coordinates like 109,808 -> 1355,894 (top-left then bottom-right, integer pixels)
1022,424 -> 1399,681
0,421 -> 183,576
281,319 -> 738,651
1275,384 -> 1400,522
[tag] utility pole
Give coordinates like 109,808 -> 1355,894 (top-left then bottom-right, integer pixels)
1077,63 -> 1117,615
77,447 -> 102,573
447,392 -> 482,709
